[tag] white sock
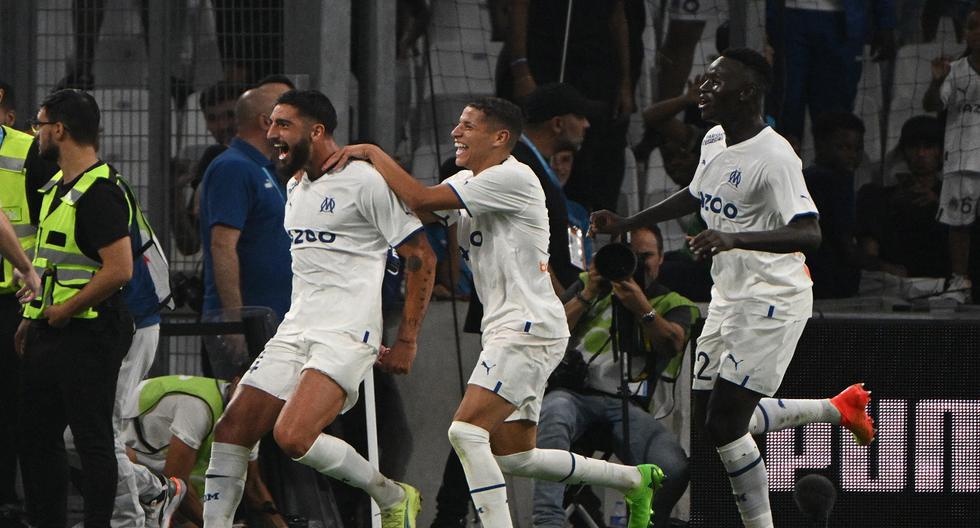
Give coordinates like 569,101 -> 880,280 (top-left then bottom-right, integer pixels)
717,433 -> 773,528
748,398 -> 840,434
294,434 -> 405,509
495,449 -> 641,492
202,442 -> 250,528
447,421 -> 512,528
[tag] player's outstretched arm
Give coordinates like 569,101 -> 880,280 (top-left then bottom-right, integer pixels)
591,187 -> 700,236
688,215 -> 822,257
385,231 -> 437,374
322,144 -> 463,213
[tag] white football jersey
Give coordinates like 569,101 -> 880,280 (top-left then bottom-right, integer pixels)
689,125 -> 817,319
440,156 -> 569,339
939,57 -> 980,175
282,161 -> 423,347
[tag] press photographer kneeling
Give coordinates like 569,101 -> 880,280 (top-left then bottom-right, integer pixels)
533,226 -> 697,528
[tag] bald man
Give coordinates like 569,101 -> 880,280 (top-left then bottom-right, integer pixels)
199,83 -> 294,321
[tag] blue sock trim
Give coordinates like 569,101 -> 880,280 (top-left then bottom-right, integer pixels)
470,483 -> 507,494
558,452 -> 577,483
756,403 -> 770,433
727,454 -> 764,478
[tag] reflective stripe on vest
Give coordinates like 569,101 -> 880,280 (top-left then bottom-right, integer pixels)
137,376 -> 225,497
22,163 -> 127,320
0,125 -> 35,293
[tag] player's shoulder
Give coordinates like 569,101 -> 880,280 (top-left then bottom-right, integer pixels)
701,125 -> 726,148
756,128 -> 801,166
481,156 -> 537,184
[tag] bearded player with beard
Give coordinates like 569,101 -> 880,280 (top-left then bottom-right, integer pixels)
200,90 -> 436,528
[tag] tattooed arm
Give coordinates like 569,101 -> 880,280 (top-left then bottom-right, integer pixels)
384,231 -> 437,374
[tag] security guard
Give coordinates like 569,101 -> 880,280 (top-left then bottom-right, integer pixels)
16,89 -> 134,528
0,80 -> 55,518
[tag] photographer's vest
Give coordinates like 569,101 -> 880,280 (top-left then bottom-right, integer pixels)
23,164 -> 130,320
137,376 -> 225,496
574,271 -> 700,379
0,126 -> 37,294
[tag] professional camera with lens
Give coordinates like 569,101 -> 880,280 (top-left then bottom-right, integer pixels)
547,242 -> 646,392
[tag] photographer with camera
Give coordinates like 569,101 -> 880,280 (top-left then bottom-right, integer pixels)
534,225 -> 697,528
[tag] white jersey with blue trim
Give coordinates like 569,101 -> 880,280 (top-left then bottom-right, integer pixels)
282,161 -> 423,347
440,156 -> 569,339
939,57 -> 980,175
689,125 -> 817,319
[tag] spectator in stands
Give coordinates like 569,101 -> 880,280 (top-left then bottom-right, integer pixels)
535,225 -> 695,528
0,80 -> 58,524
199,82 -> 293,324
122,375 -> 288,527
856,115 -> 949,280
923,12 -> 980,303
200,81 -> 246,148
502,0 -> 634,213
173,81 -> 247,256
803,112 -> 865,299
768,0 -> 896,145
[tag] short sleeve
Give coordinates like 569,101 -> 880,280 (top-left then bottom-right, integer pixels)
939,70 -> 953,108
168,396 -> 214,451
446,164 -> 534,216
75,179 -> 131,261
764,156 -> 819,225
355,164 -> 424,247
201,159 -> 254,231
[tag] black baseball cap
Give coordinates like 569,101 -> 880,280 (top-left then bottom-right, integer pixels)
524,83 -> 607,123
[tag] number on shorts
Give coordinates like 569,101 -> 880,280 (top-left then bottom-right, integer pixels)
695,351 -> 713,381
961,196 -> 974,216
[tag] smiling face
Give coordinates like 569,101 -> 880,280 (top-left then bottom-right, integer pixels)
698,57 -> 752,124
267,103 -> 312,178
451,106 -> 510,172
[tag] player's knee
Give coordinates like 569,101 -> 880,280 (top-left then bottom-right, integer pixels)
494,449 -> 537,477
447,420 -> 490,455
273,421 -> 316,459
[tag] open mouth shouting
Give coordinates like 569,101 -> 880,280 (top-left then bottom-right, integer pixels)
272,140 -> 290,162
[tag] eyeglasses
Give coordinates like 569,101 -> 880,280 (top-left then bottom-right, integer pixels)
27,118 -> 60,134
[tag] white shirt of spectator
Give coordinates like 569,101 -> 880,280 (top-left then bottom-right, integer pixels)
439,156 -> 569,339
121,381 -> 259,473
689,125 -> 817,319
283,160 -> 423,348
939,57 -> 980,176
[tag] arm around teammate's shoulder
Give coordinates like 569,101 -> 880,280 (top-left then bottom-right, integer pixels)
322,144 -> 463,213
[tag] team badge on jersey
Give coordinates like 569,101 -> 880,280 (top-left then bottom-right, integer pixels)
727,168 -> 742,189
320,196 -> 336,213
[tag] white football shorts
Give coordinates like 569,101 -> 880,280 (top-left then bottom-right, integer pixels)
937,170 -> 980,227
